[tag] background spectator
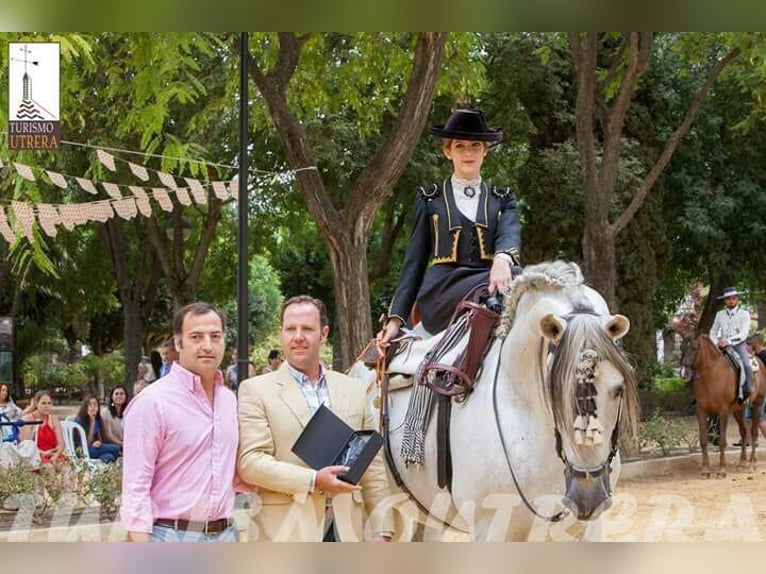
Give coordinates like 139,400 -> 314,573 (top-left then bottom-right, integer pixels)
75,395 -> 121,463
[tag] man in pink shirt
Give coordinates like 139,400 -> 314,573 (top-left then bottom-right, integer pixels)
121,302 -> 238,542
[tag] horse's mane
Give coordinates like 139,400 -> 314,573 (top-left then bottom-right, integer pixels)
498,261 -> 585,337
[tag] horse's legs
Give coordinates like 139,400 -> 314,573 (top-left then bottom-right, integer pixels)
697,406 -> 711,478
717,412 -> 729,478
750,400 -> 762,471
733,409 -> 748,467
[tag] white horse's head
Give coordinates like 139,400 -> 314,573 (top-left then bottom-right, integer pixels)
502,262 -> 639,521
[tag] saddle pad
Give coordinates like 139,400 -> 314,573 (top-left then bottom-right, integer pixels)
388,330 -> 469,377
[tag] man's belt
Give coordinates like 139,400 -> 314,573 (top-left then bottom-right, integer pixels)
154,517 -> 233,534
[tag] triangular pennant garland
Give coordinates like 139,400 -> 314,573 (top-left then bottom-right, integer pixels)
229,177 -> 239,200
129,186 -> 152,217
57,205 -> 78,231
11,201 -> 36,241
13,163 -> 36,182
152,188 -> 174,212
158,171 -> 178,189
90,201 -> 114,223
76,177 -> 99,195
128,162 -> 150,182
175,187 -> 192,206
184,177 -> 207,204
113,198 -> 138,220
37,204 -> 61,237
102,182 -> 122,200
46,170 -> 69,189
0,207 -> 17,243
96,149 -> 117,172
211,181 -> 229,201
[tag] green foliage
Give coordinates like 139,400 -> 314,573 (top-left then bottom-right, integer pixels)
639,408 -> 685,456
78,460 -> 122,521
0,463 -> 39,510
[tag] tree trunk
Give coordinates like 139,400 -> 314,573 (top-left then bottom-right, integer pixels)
122,294 -> 143,390
326,230 -> 371,370
662,328 -> 676,365
582,223 -> 617,309
246,32 -> 447,368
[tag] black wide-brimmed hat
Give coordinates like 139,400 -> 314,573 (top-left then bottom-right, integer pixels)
716,286 -> 743,300
430,109 -> 503,142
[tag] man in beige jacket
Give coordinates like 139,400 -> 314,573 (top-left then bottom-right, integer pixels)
237,295 -> 394,541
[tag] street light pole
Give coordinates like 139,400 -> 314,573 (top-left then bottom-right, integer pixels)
237,32 -> 250,385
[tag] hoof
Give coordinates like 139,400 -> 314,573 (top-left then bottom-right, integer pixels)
700,471 -> 711,479
716,471 -> 727,479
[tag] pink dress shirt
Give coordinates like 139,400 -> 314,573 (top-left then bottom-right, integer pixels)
120,362 -> 238,533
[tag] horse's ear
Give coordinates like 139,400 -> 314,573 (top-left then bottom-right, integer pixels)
605,314 -> 630,340
540,313 -> 567,343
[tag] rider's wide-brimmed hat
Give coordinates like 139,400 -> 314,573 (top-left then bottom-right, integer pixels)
716,287 -> 743,300
430,109 -> 503,142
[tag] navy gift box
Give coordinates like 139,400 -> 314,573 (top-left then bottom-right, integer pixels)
292,404 -> 384,484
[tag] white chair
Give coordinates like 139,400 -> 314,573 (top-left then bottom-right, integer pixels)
60,420 -> 104,471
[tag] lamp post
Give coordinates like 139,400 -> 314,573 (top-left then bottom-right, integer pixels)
164,215 -> 192,241
237,32 -> 250,385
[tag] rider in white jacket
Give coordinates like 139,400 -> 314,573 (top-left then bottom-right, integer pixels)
709,287 -> 753,403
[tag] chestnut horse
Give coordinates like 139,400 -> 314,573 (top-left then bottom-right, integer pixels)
680,334 -> 764,478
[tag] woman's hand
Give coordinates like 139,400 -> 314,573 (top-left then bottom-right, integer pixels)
93,440 -> 102,448
376,318 -> 402,355
489,254 -> 513,295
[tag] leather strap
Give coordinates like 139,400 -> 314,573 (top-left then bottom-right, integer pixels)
154,518 -> 232,534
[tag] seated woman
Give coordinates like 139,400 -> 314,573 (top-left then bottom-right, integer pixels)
0,382 -> 23,422
19,390 -> 67,468
74,395 -> 121,463
100,386 -> 129,448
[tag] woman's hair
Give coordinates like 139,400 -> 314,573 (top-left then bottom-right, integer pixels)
33,389 -> 52,404
75,395 -> 102,430
149,350 -> 162,379
0,383 -> 13,404
107,386 -> 131,418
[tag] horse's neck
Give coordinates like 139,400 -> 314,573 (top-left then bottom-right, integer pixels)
699,338 -> 721,364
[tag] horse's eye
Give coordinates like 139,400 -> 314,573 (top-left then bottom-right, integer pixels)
613,385 -> 624,399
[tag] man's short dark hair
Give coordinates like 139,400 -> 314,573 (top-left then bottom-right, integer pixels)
173,302 -> 226,337
267,349 -> 280,361
280,295 -> 328,328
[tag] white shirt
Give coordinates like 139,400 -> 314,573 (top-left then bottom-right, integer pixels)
451,175 -> 481,221
709,306 -> 751,346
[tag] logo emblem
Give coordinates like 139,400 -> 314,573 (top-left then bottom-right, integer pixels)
8,42 -> 61,150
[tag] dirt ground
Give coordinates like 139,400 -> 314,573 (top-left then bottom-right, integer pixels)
602,451 -> 766,541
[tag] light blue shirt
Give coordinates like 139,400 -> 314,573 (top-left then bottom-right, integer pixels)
285,362 -> 331,413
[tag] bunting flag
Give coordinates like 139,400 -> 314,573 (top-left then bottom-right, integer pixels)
46,170 -> 69,189
76,177 -> 99,195
58,204 -> 89,229
175,187 -> 192,206
128,162 -> 150,181
96,149 -> 117,172
211,181 -> 229,201
13,163 -> 36,182
229,177 -> 239,200
90,201 -> 114,223
102,182 -> 122,200
37,204 -> 60,237
0,208 -> 17,243
11,201 -> 36,242
158,171 -> 178,189
113,198 -> 138,220
129,186 -> 153,217
152,188 -> 174,212
184,177 -> 207,204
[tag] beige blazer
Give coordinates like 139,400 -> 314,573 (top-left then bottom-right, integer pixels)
237,364 -> 394,541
